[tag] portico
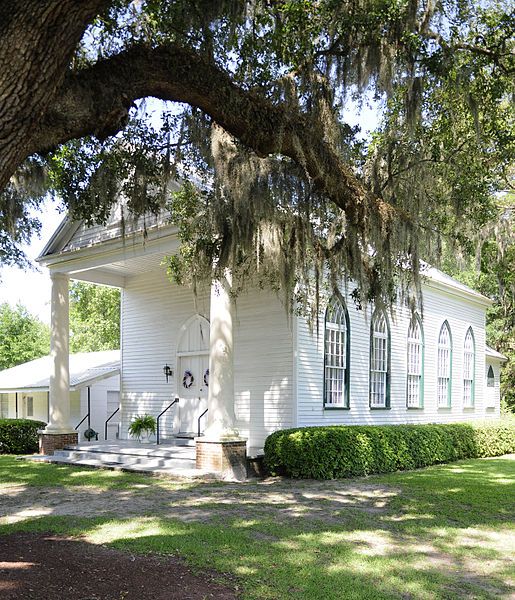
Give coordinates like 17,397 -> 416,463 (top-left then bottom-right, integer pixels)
38,218 -> 248,478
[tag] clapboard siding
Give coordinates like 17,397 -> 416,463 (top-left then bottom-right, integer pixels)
233,291 -> 294,446
296,283 -> 497,427
120,268 -> 208,439
120,270 -> 293,445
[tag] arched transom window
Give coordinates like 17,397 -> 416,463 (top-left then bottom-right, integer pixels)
324,296 -> 350,408
463,327 -> 475,407
407,316 -> 424,408
437,321 -> 452,407
370,310 -> 390,408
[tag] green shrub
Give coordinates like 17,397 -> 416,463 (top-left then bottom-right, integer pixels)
0,419 -> 46,454
264,421 -> 515,479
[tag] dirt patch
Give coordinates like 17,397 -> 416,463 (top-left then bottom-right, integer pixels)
0,532 -> 239,600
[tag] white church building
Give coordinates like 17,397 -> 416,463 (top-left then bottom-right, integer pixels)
36,207 -> 505,470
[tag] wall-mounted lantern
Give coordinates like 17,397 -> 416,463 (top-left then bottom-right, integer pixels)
163,364 -> 173,383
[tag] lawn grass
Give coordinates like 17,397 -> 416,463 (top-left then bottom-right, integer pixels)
0,455 -> 513,599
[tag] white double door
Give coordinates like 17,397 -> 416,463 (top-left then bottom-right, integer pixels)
177,352 -> 209,434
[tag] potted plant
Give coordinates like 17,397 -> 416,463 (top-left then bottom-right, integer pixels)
128,414 -> 156,442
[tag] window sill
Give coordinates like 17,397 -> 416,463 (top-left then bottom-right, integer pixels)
406,406 -> 424,410
369,406 -> 391,410
324,406 -> 350,411
437,406 -> 452,410
463,406 -> 475,411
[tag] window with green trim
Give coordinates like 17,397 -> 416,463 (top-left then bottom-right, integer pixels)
437,321 -> 452,407
324,296 -> 350,408
463,327 -> 475,407
370,310 -> 390,408
406,315 -> 424,408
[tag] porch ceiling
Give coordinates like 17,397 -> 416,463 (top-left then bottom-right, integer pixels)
69,251 -> 170,287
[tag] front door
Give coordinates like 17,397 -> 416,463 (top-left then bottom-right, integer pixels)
176,315 -> 210,434
178,353 -> 209,433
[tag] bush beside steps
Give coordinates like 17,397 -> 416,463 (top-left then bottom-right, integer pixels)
0,419 -> 46,454
264,421 -> 515,479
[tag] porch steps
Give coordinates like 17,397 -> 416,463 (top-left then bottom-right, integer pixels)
35,440 -> 218,479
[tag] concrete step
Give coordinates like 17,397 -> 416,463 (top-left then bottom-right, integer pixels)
40,455 -> 216,479
53,449 -> 196,469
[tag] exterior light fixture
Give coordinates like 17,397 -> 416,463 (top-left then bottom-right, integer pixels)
163,364 -> 173,383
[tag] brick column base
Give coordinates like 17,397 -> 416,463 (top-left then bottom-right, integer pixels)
39,432 -> 79,456
196,439 -> 247,481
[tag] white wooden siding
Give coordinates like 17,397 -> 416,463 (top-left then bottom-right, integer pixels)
296,283 -> 496,427
120,267 -> 209,440
233,291 -> 294,447
120,268 -> 293,446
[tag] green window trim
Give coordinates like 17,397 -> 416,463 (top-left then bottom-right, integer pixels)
463,327 -> 475,408
369,308 -> 391,409
437,320 -> 453,408
323,294 -> 350,409
406,313 -> 425,409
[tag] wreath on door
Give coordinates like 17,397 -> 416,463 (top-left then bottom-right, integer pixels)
182,370 -> 194,389
203,368 -> 209,387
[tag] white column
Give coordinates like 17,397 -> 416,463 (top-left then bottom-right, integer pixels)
205,274 -> 239,439
45,272 -> 73,433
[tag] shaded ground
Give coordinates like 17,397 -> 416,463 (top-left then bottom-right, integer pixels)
0,456 -> 513,599
0,477 -> 396,525
0,532 -> 239,600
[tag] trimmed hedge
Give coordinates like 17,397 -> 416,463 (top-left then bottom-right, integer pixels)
264,421 -> 515,479
0,419 -> 46,454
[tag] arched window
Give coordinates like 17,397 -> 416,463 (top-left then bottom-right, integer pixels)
370,310 -> 390,408
324,296 -> 350,408
437,321 -> 452,407
463,327 -> 475,407
406,315 -> 424,408
487,365 -> 495,388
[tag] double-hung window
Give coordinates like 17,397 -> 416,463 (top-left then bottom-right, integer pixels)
407,316 -> 424,408
370,311 -> 390,408
463,328 -> 475,407
324,296 -> 350,408
437,321 -> 452,407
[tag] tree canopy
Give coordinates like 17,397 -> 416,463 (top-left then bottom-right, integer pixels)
69,282 -> 120,352
0,304 -> 50,370
0,0 -> 513,311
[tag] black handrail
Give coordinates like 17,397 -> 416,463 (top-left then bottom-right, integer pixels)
75,413 -> 89,430
75,386 -> 92,434
197,408 -> 208,437
157,398 -> 179,445
104,407 -> 120,440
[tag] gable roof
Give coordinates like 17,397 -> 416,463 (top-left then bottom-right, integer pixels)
0,350 -> 120,393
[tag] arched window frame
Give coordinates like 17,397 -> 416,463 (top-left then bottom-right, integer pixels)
369,309 -> 391,409
323,295 -> 350,409
463,327 -> 475,408
437,321 -> 452,408
487,365 -> 495,388
406,314 -> 424,409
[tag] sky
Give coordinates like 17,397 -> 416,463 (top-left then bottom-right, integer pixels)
0,200 -> 64,324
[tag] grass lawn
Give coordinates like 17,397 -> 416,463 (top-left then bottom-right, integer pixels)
0,455 -> 513,599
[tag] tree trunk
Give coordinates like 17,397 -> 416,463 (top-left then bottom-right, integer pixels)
0,0 -> 109,191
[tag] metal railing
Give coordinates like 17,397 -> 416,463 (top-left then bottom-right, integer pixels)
75,413 -> 89,430
104,407 -> 120,440
157,398 -> 179,445
75,386 -> 91,433
197,408 -> 208,438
